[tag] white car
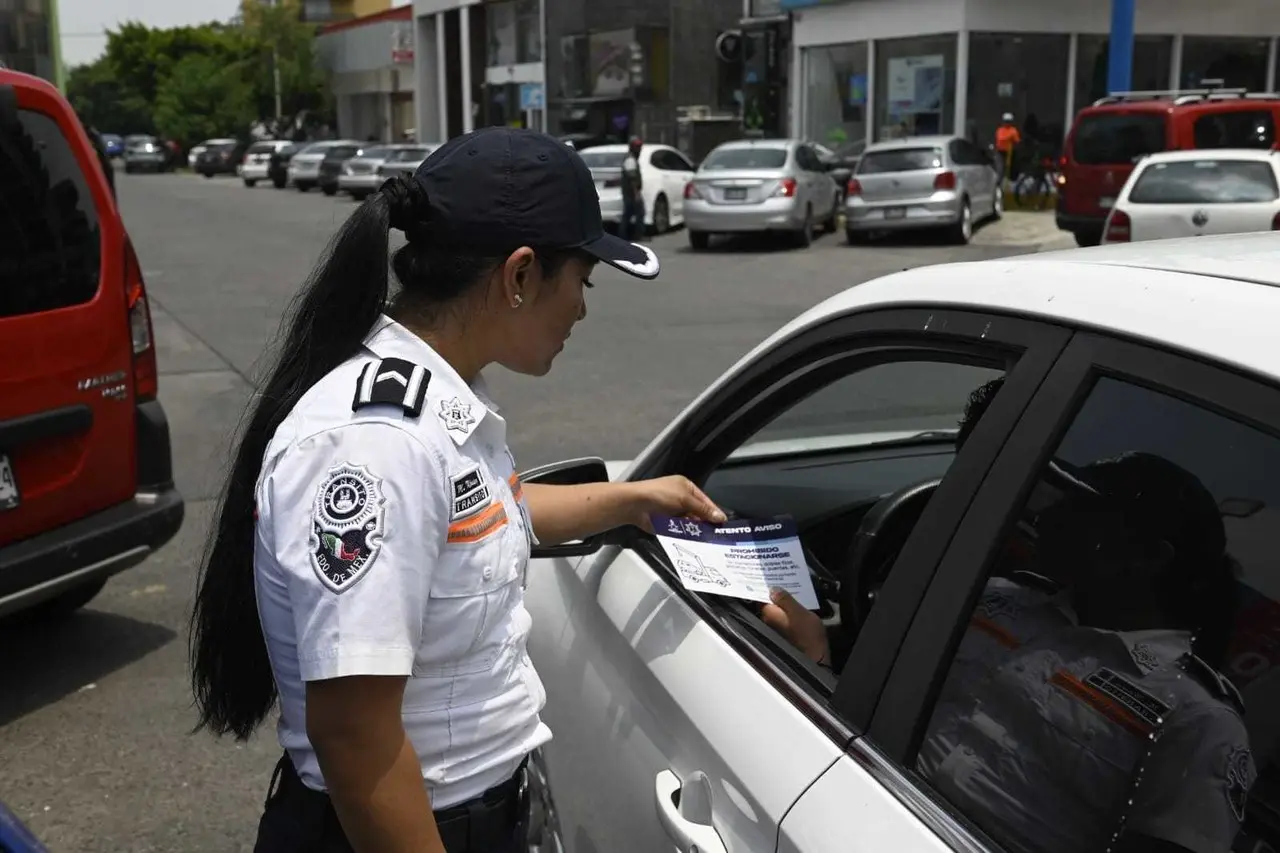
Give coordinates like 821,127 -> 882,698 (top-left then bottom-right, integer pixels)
1102,148 -> 1280,243
520,231 -> 1280,853
240,139 -> 293,187
579,143 -> 696,234
286,139 -> 362,192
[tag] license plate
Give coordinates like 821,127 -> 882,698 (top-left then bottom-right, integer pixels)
725,187 -> 747,200
885,207 -> 906,220
1099,196 -> 1115,209
0,454 -> 19,511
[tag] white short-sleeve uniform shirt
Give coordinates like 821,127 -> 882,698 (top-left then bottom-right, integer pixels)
253,316 -> 549,810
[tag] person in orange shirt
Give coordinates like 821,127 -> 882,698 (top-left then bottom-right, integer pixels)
995,113 -> 1022,185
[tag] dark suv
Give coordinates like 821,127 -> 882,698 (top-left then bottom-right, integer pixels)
0,68 -> 183,620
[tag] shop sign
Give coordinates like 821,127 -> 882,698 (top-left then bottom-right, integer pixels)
392,22 -> 414,65
848,73 -> 867,106
519,82 -> 545,111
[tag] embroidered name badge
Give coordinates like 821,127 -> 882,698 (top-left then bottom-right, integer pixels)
310,463 -> 386,594
450,467 -> 491,519
1083,666 -> 1171,729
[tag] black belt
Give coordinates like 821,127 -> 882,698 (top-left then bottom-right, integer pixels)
263,752 -> 526,853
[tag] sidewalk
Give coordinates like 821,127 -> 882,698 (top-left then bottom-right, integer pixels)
973,210 -> 1077,251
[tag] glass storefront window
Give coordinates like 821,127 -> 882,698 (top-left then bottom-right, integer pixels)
516,0 -> 541,64
1074,35 -> 1173,109
804,42 -> 869,150
874,34 -> 957,141
487,0 -> 541,67
967,33 -> 1070,158
1181,36 -> 1270,91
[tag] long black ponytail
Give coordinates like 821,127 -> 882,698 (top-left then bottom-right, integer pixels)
189,190 -> 396,740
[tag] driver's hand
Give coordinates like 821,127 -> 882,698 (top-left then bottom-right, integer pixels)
761,588 -> 831,667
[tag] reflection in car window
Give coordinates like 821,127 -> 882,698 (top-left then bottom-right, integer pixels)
1073,113 -> 1167,165
0,107 -> 102,318
1193,111 -> 1276,150
1128,160 -> 1279,204
916,376 -> 1274,853
701,147 -> 789,170
857,148 -> 944,174
579,150 -> 627,169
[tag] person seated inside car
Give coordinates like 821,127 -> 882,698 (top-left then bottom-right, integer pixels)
764,390 -> 1254,853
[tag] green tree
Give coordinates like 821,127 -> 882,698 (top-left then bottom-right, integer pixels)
239,0 -> 328,132
67,58 -> 153,133
153,53 -> 255,147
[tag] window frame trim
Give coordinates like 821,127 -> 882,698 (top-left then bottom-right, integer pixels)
865,330 -> 1280,818
625,307 -> 1071,737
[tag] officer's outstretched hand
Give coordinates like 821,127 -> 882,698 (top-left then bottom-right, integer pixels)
631,476 -> 726,531
761,588 -> 831,666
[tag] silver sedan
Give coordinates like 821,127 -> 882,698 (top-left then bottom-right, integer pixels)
844,135 -> 1002,245
683,139 -> 843,250
339,144 -> 417,200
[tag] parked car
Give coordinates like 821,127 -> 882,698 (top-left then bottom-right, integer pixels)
683,138 -> 842,249
288,139 -> 361,192
338,143 -> 409,199
1101,148 -> 1280,244
522,228 -> 1280,853
195,139 -> 249,178
101,132 -> 124,158
316,142 -> 367,196
579,143 -> 696,235
187,137 -> 235,170
375,144 -> 436,180
844,134 -> 1002,246
267,142 -> 302,189
240,140 -> 293,187
1058,84 -> 1280,247
122,134 -> 171,173
815,138 -> 867,200
0,68 -> 183,621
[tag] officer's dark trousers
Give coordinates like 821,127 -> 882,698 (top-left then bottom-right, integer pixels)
253,753 -> 524,853
621,195 -> 645,241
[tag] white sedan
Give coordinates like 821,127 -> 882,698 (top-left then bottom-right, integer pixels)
1102,148 -> 1280,243
580,143 -> 696,234
519,231 -> 1280,853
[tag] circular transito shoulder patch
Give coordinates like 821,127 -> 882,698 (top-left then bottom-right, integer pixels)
309,462 -> 386,594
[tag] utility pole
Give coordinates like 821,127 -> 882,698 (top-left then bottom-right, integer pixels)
270,0 -> 284,122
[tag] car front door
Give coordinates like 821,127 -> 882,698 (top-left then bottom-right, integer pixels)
817,331 -> 1280,853
524,307 -> 1072,853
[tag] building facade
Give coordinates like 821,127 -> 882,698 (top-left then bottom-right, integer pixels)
411,0 -> 744,149
0,0 -> 63,88
788,0 -> 1280,156
302,0 -> 392,24
317,6 -> 417,141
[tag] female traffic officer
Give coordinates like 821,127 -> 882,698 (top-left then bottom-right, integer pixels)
189,126 -> 726,853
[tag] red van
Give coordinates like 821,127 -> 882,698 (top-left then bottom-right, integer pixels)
1058,87 -> 1280,246
0,69 -> 183,619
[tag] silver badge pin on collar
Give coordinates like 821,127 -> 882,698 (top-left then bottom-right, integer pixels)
438,397 -> 476,433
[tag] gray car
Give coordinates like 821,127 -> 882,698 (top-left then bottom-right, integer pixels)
844,135 -> 1002,245
122,135 -> 169,173
338,144 -> 409,200
376,145 -> 438,181
683,138 -> 843,250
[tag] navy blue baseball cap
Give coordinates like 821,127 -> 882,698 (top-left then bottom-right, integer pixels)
404,126 -> 659,280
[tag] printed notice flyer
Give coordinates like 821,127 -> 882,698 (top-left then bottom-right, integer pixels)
652,514 -> 820,610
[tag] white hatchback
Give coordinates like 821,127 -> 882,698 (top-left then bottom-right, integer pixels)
519,232 -> 1280,853
1102,148 -> 1280,243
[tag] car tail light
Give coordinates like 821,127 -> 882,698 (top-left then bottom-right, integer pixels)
1059,155 -> 1068,168
846,178 -> 862,196
934,171 -> 957,190
773,177 -> 797,198
124,240 -> 158,402
1104,209 -> 1132,243
684,181 -> 702,200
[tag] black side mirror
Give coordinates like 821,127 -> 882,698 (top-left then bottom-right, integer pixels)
521,457 -> 630,558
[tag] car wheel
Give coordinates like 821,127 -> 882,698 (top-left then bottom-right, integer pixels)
244,179 -> 257,188
992,185 -> 1004,220
652,195 -> 670,234
795,205 -> 814,248
202,172 -> 214,179
322,185 -> 337,197
1074,231 -> 1101,248
688,230 -> 710,250
950,198 -> 972,245
297,183 -> 311,193
350,190 -> 368,201
33,579 -> 108,619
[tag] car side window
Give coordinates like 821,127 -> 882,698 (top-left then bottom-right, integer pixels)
669,150 -> 695,172
913,374 -> 1278,853
1193,111 -> 1276,150
650,150 -> 676,170
0,105 -> 102,318
702,359 -> 1007,648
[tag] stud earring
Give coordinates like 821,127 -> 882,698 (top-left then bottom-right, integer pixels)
513,294 -> 524,308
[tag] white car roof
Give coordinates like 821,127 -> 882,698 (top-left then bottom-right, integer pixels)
759,231 -> 1280,384
1134,148 -> 1280,164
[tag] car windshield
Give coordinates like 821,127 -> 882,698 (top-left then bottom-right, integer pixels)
857,147 -> 943,174
701,146 -> 789,170
1127,159 -> 1280,204
207,142 -> 236,153
389,147 -> 429,162
1072,112 -> 1167,165
579,150 -> 627,168
247,142 -> 277,154
356,146 -> 393,160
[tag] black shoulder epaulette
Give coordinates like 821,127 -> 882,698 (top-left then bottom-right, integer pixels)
352,357 -> 430,418
1182,653 -> 1246,715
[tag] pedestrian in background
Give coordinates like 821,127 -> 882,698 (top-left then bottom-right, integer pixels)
995,113 -> 1022,187
620,135 -> 645,241
189,126 -> 725,853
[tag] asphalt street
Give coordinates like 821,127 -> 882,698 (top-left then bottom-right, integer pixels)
0,169 -> 1038,851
